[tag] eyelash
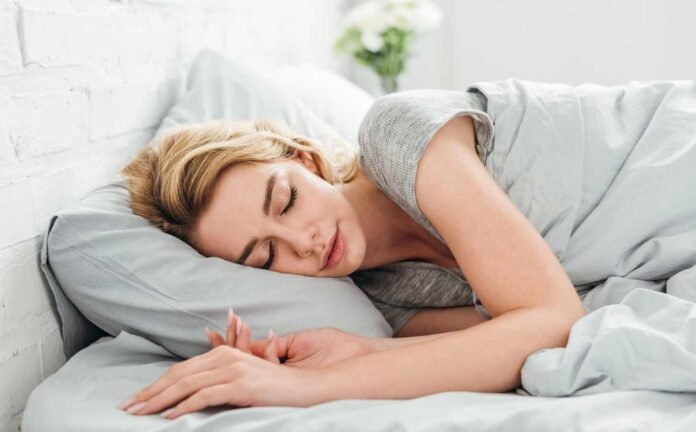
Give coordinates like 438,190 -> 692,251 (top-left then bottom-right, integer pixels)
280,185 -> 297,215
262,185 -> 297,270
261,244 -> 274,270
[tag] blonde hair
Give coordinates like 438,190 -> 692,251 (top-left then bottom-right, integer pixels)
120,118 -> 359,249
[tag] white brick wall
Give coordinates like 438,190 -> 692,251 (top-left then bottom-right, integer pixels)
0,1 -> 349,430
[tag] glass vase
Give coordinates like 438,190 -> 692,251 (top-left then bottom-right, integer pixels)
379,75 -> 399,94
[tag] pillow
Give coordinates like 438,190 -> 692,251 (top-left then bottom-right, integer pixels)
266,64 -> 375,147
41,49 -> 392,360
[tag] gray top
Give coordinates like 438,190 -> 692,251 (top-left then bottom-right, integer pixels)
349,88 -> 495,334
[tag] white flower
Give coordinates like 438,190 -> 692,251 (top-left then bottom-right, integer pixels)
385,0 -> 443,33
345,1 -> 390,35
386,7 -> 417,31
412,0 -> 443,32
341,0 -> 443,52
361,31 -> 385,52
345,0 -> 444,33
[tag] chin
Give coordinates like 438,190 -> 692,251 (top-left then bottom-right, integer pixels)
338,252 -> 361,276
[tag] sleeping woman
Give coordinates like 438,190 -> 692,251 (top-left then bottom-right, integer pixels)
117,80 -> 696,419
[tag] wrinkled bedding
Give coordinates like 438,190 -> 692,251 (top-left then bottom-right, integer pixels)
466,79 -> 696,398
24,79 -> 696,430
471,79 -> 696,312
22,323 -> 696,432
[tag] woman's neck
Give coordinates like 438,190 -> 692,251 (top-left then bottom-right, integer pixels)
339,169 -> 451,271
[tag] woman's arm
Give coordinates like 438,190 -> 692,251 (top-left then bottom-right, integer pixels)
357,306 -> 489,354
395,305 -> 489,337
311,306 -> 576,402
304,116 -> 586,402
417,116 -> 585,319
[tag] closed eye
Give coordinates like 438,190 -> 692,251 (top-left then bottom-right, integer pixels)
263,185 -> 297,269
261,241 -> 274,270
281,185 -> 297,215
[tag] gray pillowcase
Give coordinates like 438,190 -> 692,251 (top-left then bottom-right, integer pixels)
41,50 -> 392,360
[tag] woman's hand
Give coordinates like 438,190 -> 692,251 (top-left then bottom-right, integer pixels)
118,309 -> 324,419
118,308 -> 374,419
119,344 -> 323,419
204,308 -> 283,364
207,309 -> 373,370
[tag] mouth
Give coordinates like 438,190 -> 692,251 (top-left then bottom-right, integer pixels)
321,226 -> 339,270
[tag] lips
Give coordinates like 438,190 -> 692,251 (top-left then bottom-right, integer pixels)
322,227 -> 338,270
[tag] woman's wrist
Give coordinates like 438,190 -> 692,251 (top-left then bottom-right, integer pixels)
362,336 -> 395,353
359,335 -> 380,354
303,368 -> 342,406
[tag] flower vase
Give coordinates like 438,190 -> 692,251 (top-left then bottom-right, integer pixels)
379,75 -> 399,94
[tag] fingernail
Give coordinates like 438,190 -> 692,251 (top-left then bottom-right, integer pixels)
236,317 -> 243,336
227,308 -> 234,327
126,401 -> 147,415
268,328 -> 274,340
161,408 -> 175,419
118,397 -> 136,410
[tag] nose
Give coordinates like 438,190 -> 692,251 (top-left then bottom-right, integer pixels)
277,224 -> 320,259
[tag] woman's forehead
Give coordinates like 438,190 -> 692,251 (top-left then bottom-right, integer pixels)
211,164 -> 270,214
195,166 -> 272,260
201,162 -> 290,234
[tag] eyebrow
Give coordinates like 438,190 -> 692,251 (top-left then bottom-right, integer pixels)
234,172 -> 277,265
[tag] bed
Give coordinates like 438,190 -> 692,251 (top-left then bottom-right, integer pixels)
22,50 -> 696,431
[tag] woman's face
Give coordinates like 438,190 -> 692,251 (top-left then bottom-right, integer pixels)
193,153 -> 366,277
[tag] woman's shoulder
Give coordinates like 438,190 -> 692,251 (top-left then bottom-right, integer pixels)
357,89 -> 493,185
356,89 -> 495,248
358,89 -> 489,153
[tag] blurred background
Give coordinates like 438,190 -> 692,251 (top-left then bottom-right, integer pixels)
348,0 -> 695,92
0,0 -> 693,430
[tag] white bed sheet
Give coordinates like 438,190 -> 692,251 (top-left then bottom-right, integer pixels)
23,327 -> 696,432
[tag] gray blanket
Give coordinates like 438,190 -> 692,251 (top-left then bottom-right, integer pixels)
470,79 -> 696,396
23,79 -> 696,430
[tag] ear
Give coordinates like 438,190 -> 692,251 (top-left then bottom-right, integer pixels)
295,150 -> 319,175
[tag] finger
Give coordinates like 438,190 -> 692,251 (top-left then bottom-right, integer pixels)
226,308 -> 237,347
208,330 -> 226,348
133,370 -> 223,416
205,327 -> 212,346
249,339 -> 269,357
250,333 -> 290,359
121,350 -> 221,410
164,383 -> 247,419
236,321 -> 252,353
263,329 -> 281,364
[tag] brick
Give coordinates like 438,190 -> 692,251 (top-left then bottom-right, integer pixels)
20,6 -> 179,67
0,180 -> 39,248
88,78 -> 178,141
75,129 -> 153,192
0,2 -> 22,75
1,89 -> 88,160
30,166 -> 80,232
112,12 -> 179,65
0,121 -> 15,166
0,240 -> 51,333
0,344 -> 41,430
20,7 -> 116,67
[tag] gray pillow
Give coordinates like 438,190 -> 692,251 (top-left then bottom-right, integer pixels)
41,49 -> 392,360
